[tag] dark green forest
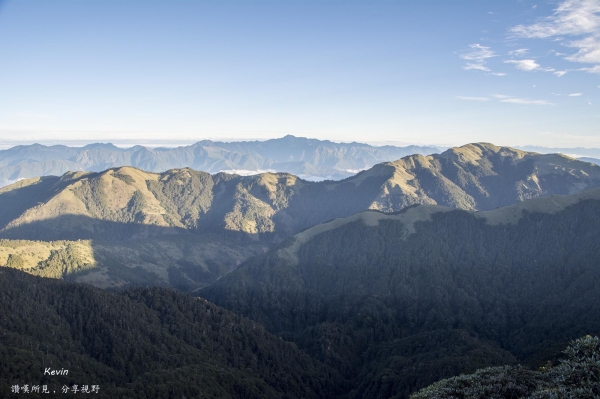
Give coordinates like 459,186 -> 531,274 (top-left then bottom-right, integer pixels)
202,198 -> 600,397
0,268 -> 345,398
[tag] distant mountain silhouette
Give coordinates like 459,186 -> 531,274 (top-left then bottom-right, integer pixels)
579,156 -> 600,166
0,135 -> 441,186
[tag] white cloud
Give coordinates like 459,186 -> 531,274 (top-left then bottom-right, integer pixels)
461,43 -> 495,61
500,98 -> 556,105
510,0 -> 600,72
508,48 -> 529,56
504,59 -> 541,71
463,63 -> 491,71
566,35 -> 600,63
491,72 -> 508,76
456,96 -> 490,101
511,0 -> 600,38
490,94 -> 555,105
580,65 -> 600,73
554,70 -> 569,76
461,44 -> 496,71
568,92 -> 584,96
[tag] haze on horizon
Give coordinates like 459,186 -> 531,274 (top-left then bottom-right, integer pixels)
0,0 -> 599,148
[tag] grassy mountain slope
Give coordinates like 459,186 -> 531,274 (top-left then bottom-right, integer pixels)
0,267 -> 345,398
366,143 -> 600,211
201,188 -> 600,398
0,235 -> 264,290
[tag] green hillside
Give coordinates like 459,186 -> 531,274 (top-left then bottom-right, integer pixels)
0,235 -> 264,290
201,188 -> 600,398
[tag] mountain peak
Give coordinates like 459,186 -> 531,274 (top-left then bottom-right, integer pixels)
82,143 -> 120,150
439,142 -> 528,164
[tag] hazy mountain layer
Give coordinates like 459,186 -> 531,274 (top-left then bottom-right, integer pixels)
517,145 -> 600,158
580,156 -> 600,166
1,142 -> 599,241
201,188 -> 600,398
0,135 -> 440,186
0,268 -> 345,398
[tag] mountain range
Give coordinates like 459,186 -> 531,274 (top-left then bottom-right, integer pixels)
1,142 -> 600,290
0,135 -> 440,187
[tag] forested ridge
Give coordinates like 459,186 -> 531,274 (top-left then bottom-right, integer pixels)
0,268 -> 345,398
201,194 -> 600,398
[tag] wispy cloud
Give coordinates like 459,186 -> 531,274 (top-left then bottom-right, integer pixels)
456,96 -> 490,101
580,65 -> 600,73
500,98 -> 556,105
504,59 -> 541,71
550,49 -> 568,56
460,44 -> 496,71
554,70 -> 569,76
568,92 -> 584,96
510,0 -> 600,73
463,63 -> 491,71
511,0 -> 600,38
489,94 -> 555,105
508,48 -> 529,56
491,72 -> 508,76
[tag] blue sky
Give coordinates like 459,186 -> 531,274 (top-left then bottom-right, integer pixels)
0,0 -> 599,148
